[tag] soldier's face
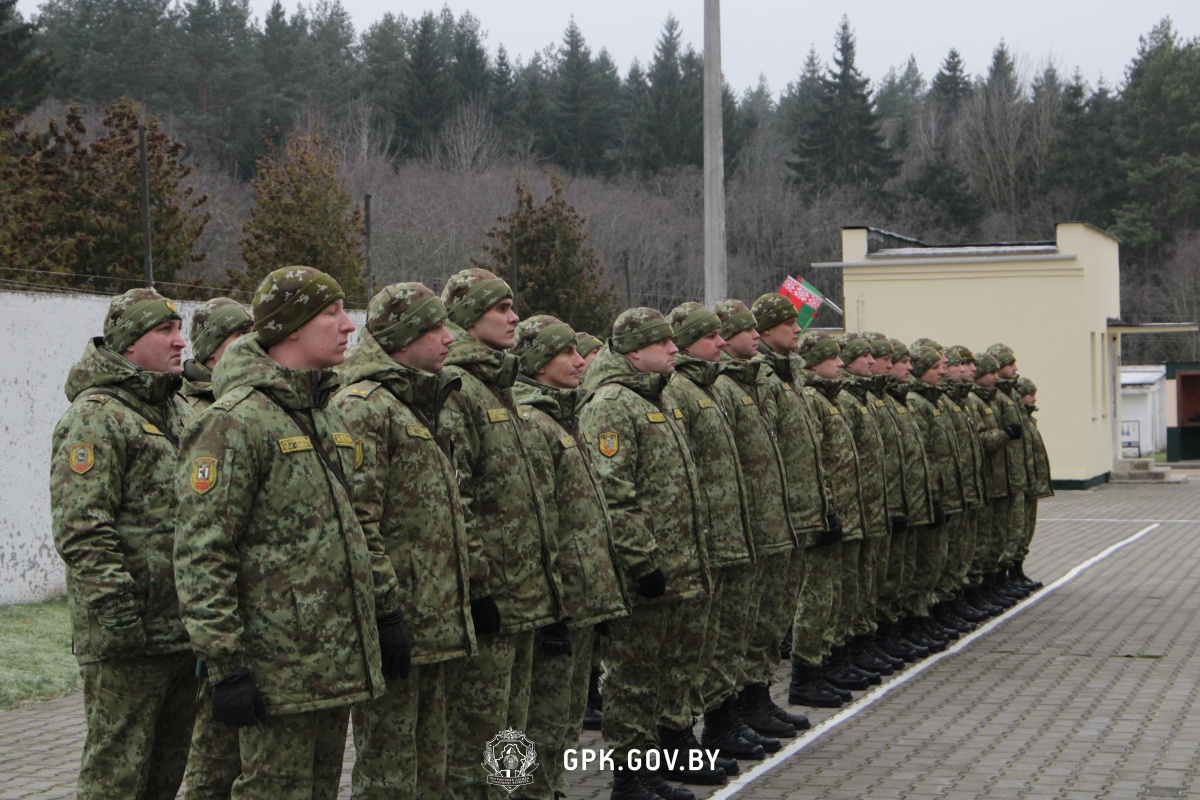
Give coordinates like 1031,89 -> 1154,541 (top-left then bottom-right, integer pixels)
204,326 -> 252,369
964,362 -> 977,380
1000,361 -> 1019,379
630,338 -> 677,375
1022,392 -> 1036,406
946,363 -> 964,381
976,370 -> 999,388
579,349 -> 599,377
725,328 -> 760,360
810,355 -> 842,380
124,319 -> 185,376
470,299 -> 519,350
686,329 -> 726,363
760,320 -> 800,354
538,345 -> 586,389
291,300 -> 356,369
890,356 -> 913,383
397,322 -> 455,374
870,354 -> 892,375
845,352 -> 874,377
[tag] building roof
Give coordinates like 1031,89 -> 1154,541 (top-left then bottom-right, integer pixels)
1121,365 -> 1166,386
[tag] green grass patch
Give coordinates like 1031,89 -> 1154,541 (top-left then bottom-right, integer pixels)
0,596 -> 80,709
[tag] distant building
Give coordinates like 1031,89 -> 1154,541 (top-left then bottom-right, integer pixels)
1120,366 -> 1167,457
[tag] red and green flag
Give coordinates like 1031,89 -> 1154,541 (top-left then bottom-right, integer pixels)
779,276 -> 824,329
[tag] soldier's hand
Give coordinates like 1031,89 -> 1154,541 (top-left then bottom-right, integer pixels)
96,604 -> 146,659
635,568 -> 667,599
891,514 -> 909,535
933,499 -> 947,527
376,610 -> 412,681
594,619 -> 613,636
538,620 -> 573,656
470,596 -> 502,635
1004,423 -> 1023,440
211,667 -> 267,728
814,510 -> 844,546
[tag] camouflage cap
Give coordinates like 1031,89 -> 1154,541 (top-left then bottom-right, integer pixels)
987,342 -> 1017,367
799,330 -> 841,368
575,331 -> 603,358
952,345 -> 975,364
103,287 -> 182,356
666,302 -> 721,350
714,299 -> 756,340
253,266 -> 345,348
190,297 -> 253,364
368,282 -> 447,353
611,307 -> 673,354
837,332 -> 871,363
889,338 -> 910,361
911,337 -> 943,352
910,344 -> 943,378
944,347 -> 963,367
440,268 -> 512,331
751,292 -> 799,333
863,331 -> 893,359
975,352 -> 1000,376
1015,376 -> 1037,396
513,315 -> 578,376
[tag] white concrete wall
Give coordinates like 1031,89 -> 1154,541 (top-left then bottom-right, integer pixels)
0,290 -> 364,606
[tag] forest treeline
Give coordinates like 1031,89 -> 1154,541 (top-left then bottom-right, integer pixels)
2,0 -> 1199,359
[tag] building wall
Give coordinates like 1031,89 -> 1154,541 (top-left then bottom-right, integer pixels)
833,222 -> 1120,485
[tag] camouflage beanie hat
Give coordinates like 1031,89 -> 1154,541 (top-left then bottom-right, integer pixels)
104,287 -> 181,356
1016,376 -> 1037,396
910,345 -> 943,378
513,315 -> 577,376
190,297 -> 253,364
368,282 -> 446,353
987,342 -> 1017,367
440,268 -> 512,331
611,307 -> 673,354
714,299 -> 756,340
800,330 -> 841,368
253,266 -> 345,348
944,347 -> 963,367
889,338 -> 910,362
838,332 -> 871,363
953,345 -> 975,364
911,337 -> 942,351
667,302 -> 721,350
975,352 -> 1000,376
863,331 -> 893,359
575,331 -> 603,358
752,292 -> 798,333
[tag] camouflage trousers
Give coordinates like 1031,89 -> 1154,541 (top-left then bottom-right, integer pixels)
791,543 -> 841,669
1020,496 -> 1040,562
970,502 -> 998,582
692,562 -> 761,713
940,507 -> 978,600
77,651 -> 195,800
233,704 -> 349,800
878,526 -> 913,624
999,492 -> 1026,568
660,590 -> 712,732
744,549 -> 799,688
906,521 -> 949,617
834,538 -> 862,647
183,677 -> 239,800
515,624 -> 594,800
352,661 -> 450,800
852,535 -> 890,637
443,630 -> 535,800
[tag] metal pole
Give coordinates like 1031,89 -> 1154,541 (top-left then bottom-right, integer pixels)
364,193 -> 374,301
139,123 -> 153,288
702,0 -> 727,306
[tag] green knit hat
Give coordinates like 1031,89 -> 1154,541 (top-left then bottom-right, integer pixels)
666,302 -> 721,350
975,353 -> 1000,376
838,332 -> 871,363
910,345 -> 943,378
987,342 -> 1017,367
911,337 -> 942,352
368,282 -> 447,353
1016,376 -> 1037,396
889,338 -> 909,361
575,331 -> 603,358
799,330 -> 841,368
253,266 -> 345,348
104,287 -> 182,356
513,315 -> 577,376
440,268 -> 513,330
863,331 -> 892,359
945,347 -> 963,367
714,299 -> 756,341
751,292 -> 798,333
190,297 -> 253,364
952,345 -> 975,364
611,307 -> 673,354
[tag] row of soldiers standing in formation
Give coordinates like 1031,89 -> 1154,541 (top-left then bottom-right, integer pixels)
49,264 -> 1051,800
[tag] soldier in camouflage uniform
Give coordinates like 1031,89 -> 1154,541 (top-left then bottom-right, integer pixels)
578,308 -> 710,800
51,288 -> 194,800
576,330 -> 604,376
332,282 -> 477,800
174,267 -> 408,800
509,315 -> 629,800
437,269 -> 564,800
180,297 -> 254,412
986,343 -> 1038,598
1017,376 -> 1051,588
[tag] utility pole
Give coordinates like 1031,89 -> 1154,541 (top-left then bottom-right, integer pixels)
364,193 -> 374,301
703,0 -> 727,306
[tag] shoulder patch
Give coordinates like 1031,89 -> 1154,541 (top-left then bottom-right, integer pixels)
190,456 -> 218,494
673,408 -> 684,419
599,431 -> 619,457
560,435 -> 577,449
212,385 -> 255,412
332,432 -> 354,447
859,406 -> 868,415
354,439 -> 364,468
741,395 -> 756,406
932,409 -> 942,416
141,422 -> 166,436
345,381 -> 380,399
406,423 -> 433,439
698,398 -> 715,409
487,408 -> 510,423
68,442 -> 94,474
875,399 -> 885,408
646,412 -> 666,423
897,406 -> 908,414
84,393 -> 110,405
985,408 -> 993,415
518,407 -> 532,421
279,436 -> 313,454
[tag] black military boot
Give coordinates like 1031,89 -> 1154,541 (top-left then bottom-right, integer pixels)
643,769 -> 698,800
951,591 -> 988,623
906,617 -> 948,652
965,585 -> 1003,617
1013,562 -> 1044,591
701,696 -> 766,761
747,682 -> 810,730
656,727 -> 726,786
849,635 -> 896,675
821,653 -> 872,690
788,663 -> 844,708
610,768 -> 660,800
684,728 -> 738,776
583,668 -> 603,731
878,621 -> 927,660
730,698 -> 782,754
982,574 -> 1016,608
933,601 -> 976,633
995,570 -> 1029,600
737,686 -> 797,738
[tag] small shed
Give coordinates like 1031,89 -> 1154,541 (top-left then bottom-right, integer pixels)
1119,365 -> 1167,457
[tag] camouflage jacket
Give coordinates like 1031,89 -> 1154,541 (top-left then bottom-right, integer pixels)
943,382 -> 985,507
869,378 -> 906,518
838,376 -> 890,538
992,380 -> 1029,496
333,335 -> 477,665
1023,405 -> 1055,499
908,380 -> 966,513
513,378 -> 629,627
51,339 -> 193,664
711,356 -> 797,556
883,381 -> 935,526
664,354 -> 755,569
174,334 -> 390,715
578,344 -> 710,606
440,336 -> 563,633
180,359 -> 215,411
753,348 -> 830,547
803,375 -> 866,541
967,386 -> 1012,501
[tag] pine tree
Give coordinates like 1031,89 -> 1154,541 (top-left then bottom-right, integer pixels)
875,56 -> 924,149
360,12 -> 408,156
298,0 -> 358,117
778,47 -> 824,142
0,0 -> 56,112
930,48 -> 972,111
448,11 -> 490,106
399,11 -> 450,154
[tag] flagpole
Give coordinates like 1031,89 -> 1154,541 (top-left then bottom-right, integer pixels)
821,297 -> 844,316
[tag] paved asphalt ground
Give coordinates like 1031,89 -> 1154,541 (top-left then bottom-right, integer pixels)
3,477 -> 1199,799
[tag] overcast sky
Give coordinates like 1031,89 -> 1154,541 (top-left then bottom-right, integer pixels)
23,0 -> 1200,96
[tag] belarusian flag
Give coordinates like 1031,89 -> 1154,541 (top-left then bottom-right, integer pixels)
778,276 -> 824,329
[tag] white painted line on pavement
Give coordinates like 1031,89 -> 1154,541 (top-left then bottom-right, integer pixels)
707,522 -> 1162,799
1040,518 -> 1198,523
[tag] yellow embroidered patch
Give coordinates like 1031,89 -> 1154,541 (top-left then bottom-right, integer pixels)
875,399 -> 885,407
141,423 -> 165,436
190,456 -> 218,494
348,386 -> 373,397
741,395 -> 755,406
932,409 -> 942,416
698,398 -> 715,409
859,406 -> 868,415
599,431 -> 619,457
354,440 -> 364,468
646,412 -> 666,423
985,408 -> 993,415
279,436 -> 313,453
560,436 -> 577,449
953,405 -> 963,413
332,432 -> 354,447
487,408 -> 509,423
897,406 -> 908,414
406,423 -> 432,439
673,408 -> 684,419
69,442 -> 94,474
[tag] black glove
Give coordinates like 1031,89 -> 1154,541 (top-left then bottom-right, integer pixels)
211,666 -> 267,728
1004,423 -> 1023,440
96,604 -> 145,659
538,620 -> 573,656
594,619 -> 613,637
933,499 -> 947,527
376,610 -> 412,681
636,568 -> 667,599
891,514 -> 909,535
815,510 -> 843,546
470,596 -> 502,635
